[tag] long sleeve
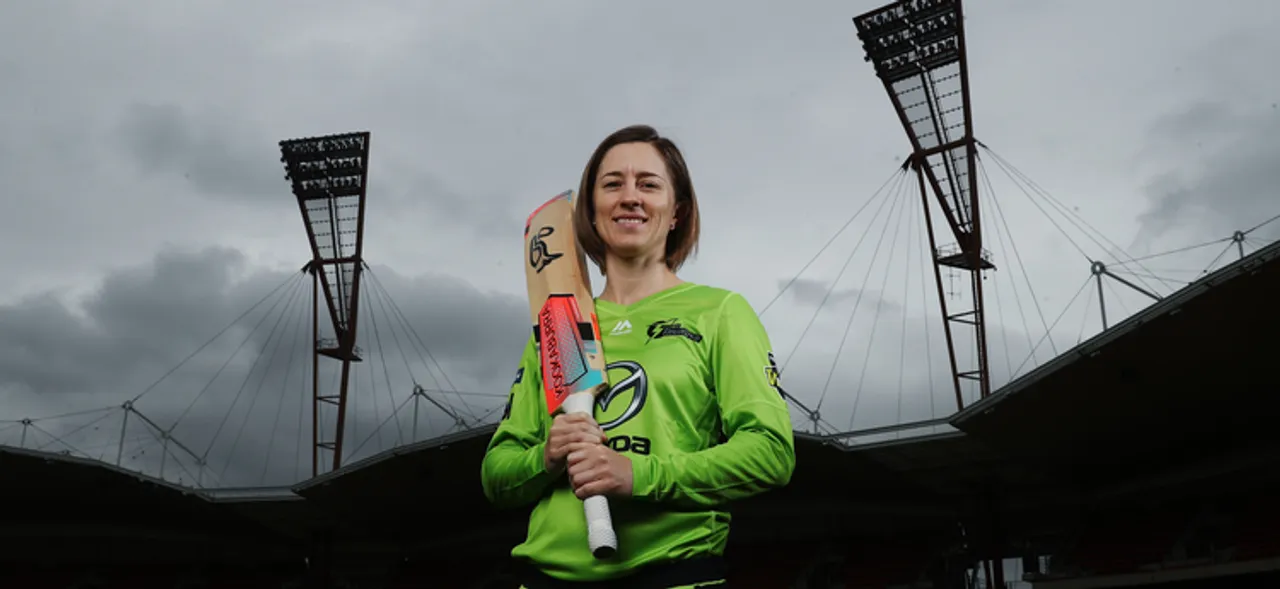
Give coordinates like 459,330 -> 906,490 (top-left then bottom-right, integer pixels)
480,334 -> 557,509
628,292 -> 796,508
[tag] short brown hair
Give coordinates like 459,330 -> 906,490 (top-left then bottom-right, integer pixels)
574,124 -> 701,274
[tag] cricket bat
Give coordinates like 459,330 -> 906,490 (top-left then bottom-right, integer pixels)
523,189 -> 618,559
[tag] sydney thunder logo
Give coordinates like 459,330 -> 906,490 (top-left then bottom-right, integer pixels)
646,319 -> 702,343
596,360 -> 647,431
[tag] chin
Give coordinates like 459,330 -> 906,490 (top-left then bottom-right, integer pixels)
604,241 -> 657,259
604,231 -> 651,247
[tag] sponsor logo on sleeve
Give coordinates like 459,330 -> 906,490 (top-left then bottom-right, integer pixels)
764,352 -> 783,397
501,367 -> 525,420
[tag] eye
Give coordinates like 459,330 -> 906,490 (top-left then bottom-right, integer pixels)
602,180 -> 621,189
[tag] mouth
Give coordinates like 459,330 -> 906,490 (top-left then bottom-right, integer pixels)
612,215 -> 648,226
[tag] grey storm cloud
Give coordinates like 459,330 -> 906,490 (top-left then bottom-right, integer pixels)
117,103 -> 286,206
1136,102 -> 1280,244
779,277 -> 905,316
0,245 -> 525,486
1119,13 -> 1280,248
114,100 -> 529,237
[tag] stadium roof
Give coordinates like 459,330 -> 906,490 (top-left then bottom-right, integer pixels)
950,237 -> 1280,483
0,445 -> 297,565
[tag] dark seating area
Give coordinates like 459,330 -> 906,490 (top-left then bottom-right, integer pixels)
1043,493 -> 1280,588
1069,508 -> 1190,575
841,542 -> 932,588
0,565 -> 305,589
1229,496 -> 1280,563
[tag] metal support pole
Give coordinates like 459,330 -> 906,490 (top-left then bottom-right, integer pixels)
412,387 -> 422,444
917,163 -> 966,412
1233,230 -> 1246,260
412,383 -> 469,432
1102,266 -> 1161,302
116,401 -> 132,466
1092,261 -> 1108,330
311,265 -> 320,478
160,432 -> 168,480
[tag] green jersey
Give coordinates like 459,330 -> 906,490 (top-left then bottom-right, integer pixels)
480,282 -> 796,582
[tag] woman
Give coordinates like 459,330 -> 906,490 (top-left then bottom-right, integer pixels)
481,124 -> 796,588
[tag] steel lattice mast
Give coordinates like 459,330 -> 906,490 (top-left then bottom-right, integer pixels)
278,131 -> 372,477
854,0 -> 993,411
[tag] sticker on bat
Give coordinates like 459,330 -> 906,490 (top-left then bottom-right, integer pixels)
528,226 -> 563,273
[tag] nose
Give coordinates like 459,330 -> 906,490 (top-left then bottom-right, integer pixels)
619,183 -> 642,206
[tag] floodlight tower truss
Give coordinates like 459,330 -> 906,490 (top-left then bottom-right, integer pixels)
279,131 -> 372,477
854,0 -> 993,411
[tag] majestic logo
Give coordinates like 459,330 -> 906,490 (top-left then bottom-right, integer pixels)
528,225 -> 562,273
596,360 -> 647,431
501,367 -> 525,420
645,319 -> 702,344
764,352 -> 784,398
610,319 -> 632,336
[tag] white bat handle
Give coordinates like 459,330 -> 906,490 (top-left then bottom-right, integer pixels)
562,391 -> 618,559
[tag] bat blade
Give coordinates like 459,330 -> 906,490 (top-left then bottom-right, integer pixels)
523,190 -> 608,411
522,189 -> 618,559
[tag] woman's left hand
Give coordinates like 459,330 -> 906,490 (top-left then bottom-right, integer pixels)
566,442 -> 633,499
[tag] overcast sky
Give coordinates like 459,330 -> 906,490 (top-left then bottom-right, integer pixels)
1,0 -> 1277,488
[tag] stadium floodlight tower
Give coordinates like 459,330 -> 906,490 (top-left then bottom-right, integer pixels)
279,131 -> 372,477
854,0 -> 993,411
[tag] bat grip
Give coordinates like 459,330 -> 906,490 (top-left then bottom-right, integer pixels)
562,391 -> 618,559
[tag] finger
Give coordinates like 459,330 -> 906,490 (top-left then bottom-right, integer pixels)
568,426 -> 606,444
574,480 -> 611,500
546,440 -> 570,459
566,440 -> 603,452
568,455 -> 601,483
570,466 -> 597,489
565,445 -> 588,469
565,420 -> 604,437
550,414 -> 588,434
551,426 -> 594,445
561,413 -> 594,426
567,454 -> 606,483
574,431 -> 606,445
565,443 -> 600,467
551,429 -> 599,447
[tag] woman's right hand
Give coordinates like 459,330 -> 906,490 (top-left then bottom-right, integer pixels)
545,413 -> 607,474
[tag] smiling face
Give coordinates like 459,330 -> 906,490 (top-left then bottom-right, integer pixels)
574,124 -> 701,275
591,141 -> 679,265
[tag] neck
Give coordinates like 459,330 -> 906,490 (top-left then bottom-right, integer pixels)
598,254 -> 683,306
